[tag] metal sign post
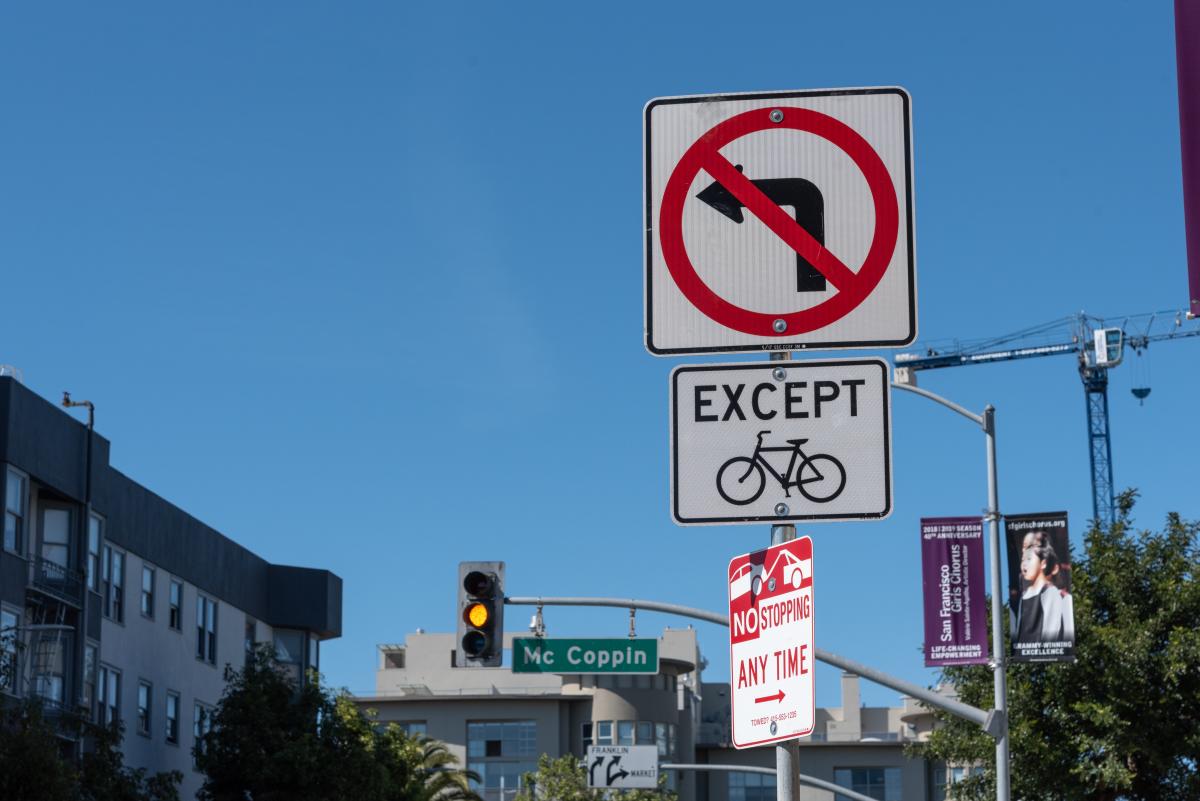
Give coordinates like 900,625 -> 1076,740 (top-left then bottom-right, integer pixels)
768,353 -> 800,801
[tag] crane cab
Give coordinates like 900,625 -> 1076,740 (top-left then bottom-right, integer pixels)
1093,328 -> 1124,367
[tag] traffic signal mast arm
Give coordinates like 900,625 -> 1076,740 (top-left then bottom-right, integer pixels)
504,595 -> 1000,737
894,310 -> 1200,528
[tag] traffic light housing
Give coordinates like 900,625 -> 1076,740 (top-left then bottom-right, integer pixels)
457,561 -> 505,667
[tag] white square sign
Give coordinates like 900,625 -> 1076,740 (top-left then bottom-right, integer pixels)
670,359 -> 891,525
586,745 -> 658,789
645,87 -> 916,355
728,537 -> 815,748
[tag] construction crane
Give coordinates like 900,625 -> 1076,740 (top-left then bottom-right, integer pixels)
893,310 -> 1200,529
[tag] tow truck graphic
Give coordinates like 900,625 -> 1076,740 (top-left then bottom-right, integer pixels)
729,547 -> 811,603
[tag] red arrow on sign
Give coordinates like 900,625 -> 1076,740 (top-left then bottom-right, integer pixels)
754,689 -> 786,704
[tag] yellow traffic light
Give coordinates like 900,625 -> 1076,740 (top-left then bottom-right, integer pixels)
458,563 -> 504,667
465,602 -> 490,628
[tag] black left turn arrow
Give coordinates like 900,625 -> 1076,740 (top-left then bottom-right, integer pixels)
697,165 -> 827,292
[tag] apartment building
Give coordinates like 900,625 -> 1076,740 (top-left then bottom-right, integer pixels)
357,628 -> 949,801
0,376 -> 342,799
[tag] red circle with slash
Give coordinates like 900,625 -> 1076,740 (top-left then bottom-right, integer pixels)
659,106 -> 899,336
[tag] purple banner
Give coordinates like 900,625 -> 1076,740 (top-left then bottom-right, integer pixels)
921,517 -> 989,667
1176,0 -> 1200,317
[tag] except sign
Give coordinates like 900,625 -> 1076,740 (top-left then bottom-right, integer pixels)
645,87 -> 916,355
670,359 -> 891,525
728,537 -> 815,748
586,745 -> 659,790
511,638 -> 659,674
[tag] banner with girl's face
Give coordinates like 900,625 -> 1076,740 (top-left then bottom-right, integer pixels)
920,517 -> 989,667
1005,512 -> 1076,663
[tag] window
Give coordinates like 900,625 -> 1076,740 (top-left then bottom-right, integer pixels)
656,722 -> 678,759
86,514 -> 103,592
244,617 -> 256,656
274,629 -> 304,685
393,721 -> 426,736
193,703 -> 214,764
168,580 -> 182,631
165,691 -> 180,744
383,648 -> 405,669
467,721 -> 537,801
97,665 -> 120,726
82,644 -> 97,714
4,468 -> 26,554
137,681 -> 152,737
617,720 -> 634,745
196,596 -> 217,664
140,566 -> 155,618
41,507 -> 71,569
1,608 -> 18,694
308,634 -> 319,673
729,771 -> 777,801
595,720 -> 613,745
30,629 -> 69,705
834,767 -> 902,801
581,722 -> 592,750
102,546 -> 125,623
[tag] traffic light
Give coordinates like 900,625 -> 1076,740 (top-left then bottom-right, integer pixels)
457,561 -> 505,667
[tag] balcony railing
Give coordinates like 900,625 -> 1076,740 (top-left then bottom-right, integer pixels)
30,558 -> 84,607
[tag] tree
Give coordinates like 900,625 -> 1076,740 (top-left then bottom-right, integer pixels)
514,754 -> 677,801
0,700 -> 76,801
0,698 -> 180,801
910,492 -> 1200,801
78,721 -> 182,801
379,726 -> 479,801
197,644 -> 480,801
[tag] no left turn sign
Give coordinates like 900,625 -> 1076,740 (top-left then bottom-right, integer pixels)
645,88 -> 916,355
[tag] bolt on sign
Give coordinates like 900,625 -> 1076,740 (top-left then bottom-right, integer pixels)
644,87 -> 916,355
727,537 -> 815,748
511,638 -> 659,674
670,359 -> 891,525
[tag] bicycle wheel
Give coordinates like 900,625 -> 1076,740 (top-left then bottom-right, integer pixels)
716,457 -> 766,506
795,454 -> 846,503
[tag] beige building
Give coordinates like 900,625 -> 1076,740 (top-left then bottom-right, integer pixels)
356,628 -> 952,801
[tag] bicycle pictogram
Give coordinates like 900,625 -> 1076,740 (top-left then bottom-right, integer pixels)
716,431 -> 846,506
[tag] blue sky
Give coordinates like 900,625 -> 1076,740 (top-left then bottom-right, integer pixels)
1,2 -> 1194,708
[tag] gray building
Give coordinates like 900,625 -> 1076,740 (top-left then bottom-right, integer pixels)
357,629 -> 951,801
0,376 -> 342,799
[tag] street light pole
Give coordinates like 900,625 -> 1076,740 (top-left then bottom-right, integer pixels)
983,406 -> 1010,801
891,381 -> 1009,801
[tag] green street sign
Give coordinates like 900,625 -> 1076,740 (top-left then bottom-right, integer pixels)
512,638 -> 659,674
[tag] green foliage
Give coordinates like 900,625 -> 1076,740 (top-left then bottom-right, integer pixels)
909,492 -> 1200,801
0,700 -> 76,801
0,699 -> 180,801
79,721 -> 182,801
197,644 -> 480,801
514,754 -> 677,801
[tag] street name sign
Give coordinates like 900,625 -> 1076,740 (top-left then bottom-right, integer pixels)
670,359 -> 891,525
728,537 -> 815,748
512,638 -> 659,674
644,87 -> 916,355
586,745 -> 659,789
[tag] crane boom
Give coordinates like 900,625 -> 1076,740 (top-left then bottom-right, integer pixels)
894,310 -> 1200,528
